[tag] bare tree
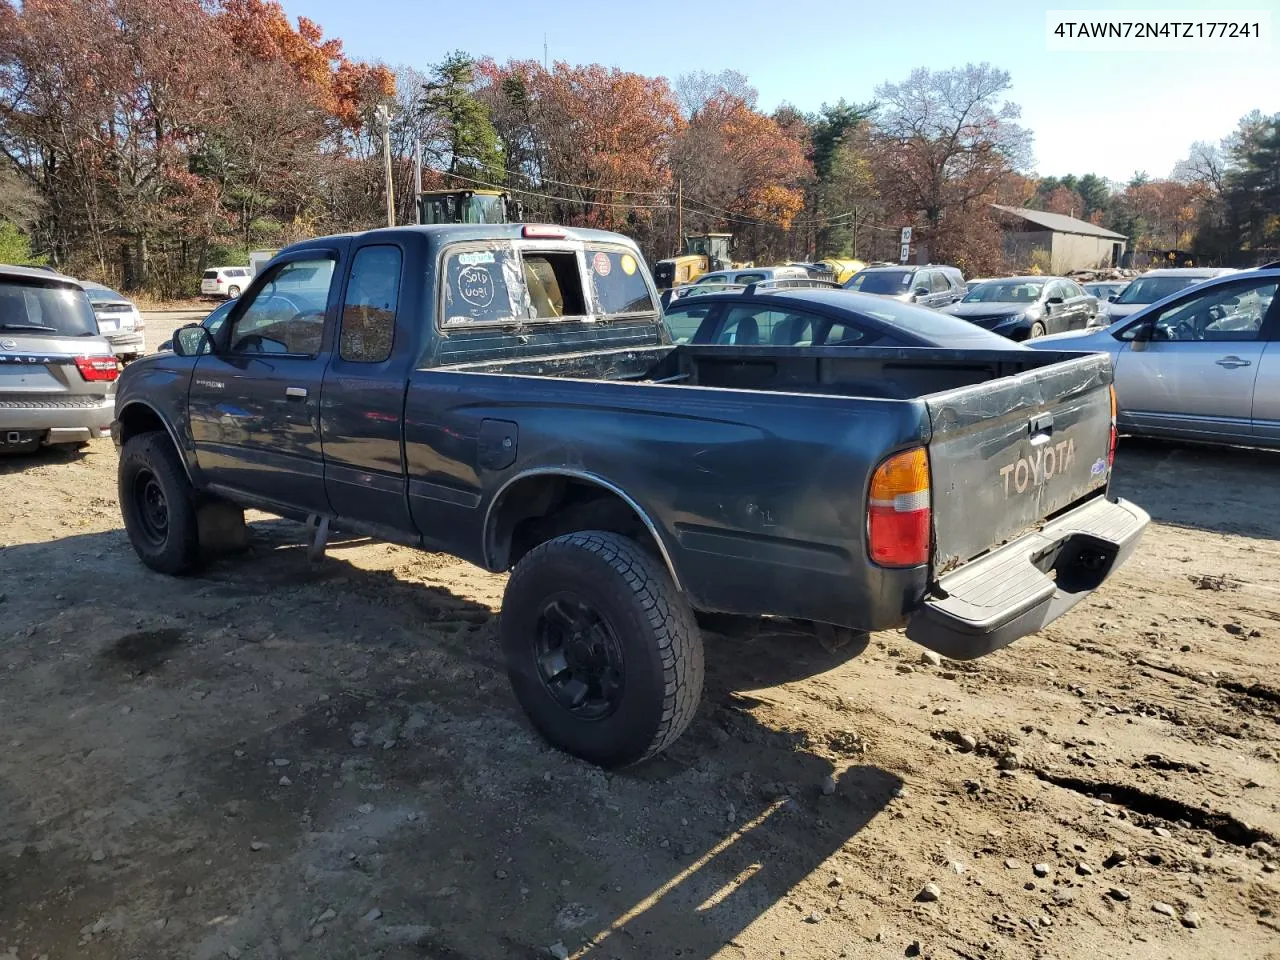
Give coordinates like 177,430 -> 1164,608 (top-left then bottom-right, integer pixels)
674,69 -> 755,118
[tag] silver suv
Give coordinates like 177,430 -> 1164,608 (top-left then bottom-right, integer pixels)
0,265 -> 119,453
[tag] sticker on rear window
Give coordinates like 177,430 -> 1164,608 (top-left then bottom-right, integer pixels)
620,254 -> 637,276
902,274 -> 911,285
458,251 -> 495,266
592,252 -> 612,277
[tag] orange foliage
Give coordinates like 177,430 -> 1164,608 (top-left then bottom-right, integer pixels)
218,0 -> 392,129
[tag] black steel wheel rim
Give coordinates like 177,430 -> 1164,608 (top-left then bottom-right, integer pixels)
133,468 -> 169,546
534,594 -> 625,720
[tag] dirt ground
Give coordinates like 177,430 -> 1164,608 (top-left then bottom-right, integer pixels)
1,334 -> 1278,959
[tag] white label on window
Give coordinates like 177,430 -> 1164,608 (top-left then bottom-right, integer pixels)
458,251 -> 496,266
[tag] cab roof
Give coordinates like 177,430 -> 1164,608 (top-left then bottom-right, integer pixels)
280,224 -> 638,256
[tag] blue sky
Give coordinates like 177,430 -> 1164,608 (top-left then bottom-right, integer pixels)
282,0 -> 1278,183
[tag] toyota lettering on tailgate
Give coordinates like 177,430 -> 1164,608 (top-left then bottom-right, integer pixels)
1000,437 -> 1075,498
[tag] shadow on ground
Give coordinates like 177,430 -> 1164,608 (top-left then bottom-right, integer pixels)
0,520 -> 899,959
1111,437 -> 1280,541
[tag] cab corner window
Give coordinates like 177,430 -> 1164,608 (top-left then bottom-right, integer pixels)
340,245 -> 401,363
228,257 -> 334,356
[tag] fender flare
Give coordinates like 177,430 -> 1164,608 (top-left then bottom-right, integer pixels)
482,467 -> 683,592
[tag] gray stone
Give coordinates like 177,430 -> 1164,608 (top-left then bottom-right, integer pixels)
996,751 -> 1022,771
821,775 -> 837,796
916,882 -> 941,903
1181,911 -> 1202,929
896,664 -> 915,674
363,908 -> 383,923
315,909 -> 336,924
1076,862 -> 1095,876
1251,841 -> 1276,859
249,841 -> 266,852
1153,827 -> 1172,839
1004,858 -> 1023,870
1033,863 -> 1051,878
1152,902 -> 1176,917
1107,887 -> 1131,902
920,651 -> 943,667
548,943 -> 570,960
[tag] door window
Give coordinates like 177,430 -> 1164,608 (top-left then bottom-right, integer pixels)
663,304 -> 717,343
818,320 -> 873,346
930,271 -> 951,294
1147,279 -> 1278,343
228,258 -> 334,356
340,245 -> 402,363
718,305 -> 824,345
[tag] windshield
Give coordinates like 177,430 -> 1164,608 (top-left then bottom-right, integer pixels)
846,270 -> 911,294
854,296 -> 1020,347
84,286 -> 126,303
1116,275 -> 1202,304
962,280 -> 1044,303
0,279 -> 99,336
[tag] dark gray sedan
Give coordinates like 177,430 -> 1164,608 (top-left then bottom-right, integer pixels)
941,276 -> 1095,341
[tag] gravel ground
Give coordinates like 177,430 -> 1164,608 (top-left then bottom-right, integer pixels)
0,360 -> 1277,959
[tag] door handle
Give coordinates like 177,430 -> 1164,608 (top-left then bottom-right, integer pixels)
285,386 -> 308,399
1215,356 -> 1252,369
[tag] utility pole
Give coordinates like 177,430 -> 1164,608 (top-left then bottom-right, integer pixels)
413,139 -> 423,225
376,104 -> 395,228
675,177 -> 683,254
543,33 -> 548,70
851,206 -> 858,259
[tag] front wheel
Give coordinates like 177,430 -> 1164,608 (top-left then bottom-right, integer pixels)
500,531 -> 704,767
1029,321 -> 1047,339
118,432 -> 202,575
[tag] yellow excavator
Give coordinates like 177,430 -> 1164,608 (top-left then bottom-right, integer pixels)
417,189 -> 524,225
653,234 -> 742,291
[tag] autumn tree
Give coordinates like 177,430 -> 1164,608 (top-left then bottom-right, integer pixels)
871,63 -> 1032,271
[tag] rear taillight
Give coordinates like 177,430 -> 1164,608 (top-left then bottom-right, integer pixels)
1108,385 -> 1118,469
868,447 -> 931,568
74,355 -> 119,382
216,277 -> 224,284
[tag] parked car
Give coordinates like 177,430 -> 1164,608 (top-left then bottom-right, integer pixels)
842,264 -> 966,309
81,281 -> 146,361
1094,267 -> 1233,327
200,266 -> 253,299
1028,265 -> 1279,447
155,299 -> 235,353
941,276 -> 1096,341
668,265 -> 811,302
663,286 -> 1023,352
0,265 -> 119,453
112,223 -> 1146,767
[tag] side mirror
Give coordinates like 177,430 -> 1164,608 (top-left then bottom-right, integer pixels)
1107,294 -> 1119,302
914,286 -> 929,297
173,323 -> 212,357
1128,320 -> 1152,351
1046,295 -> 1065,305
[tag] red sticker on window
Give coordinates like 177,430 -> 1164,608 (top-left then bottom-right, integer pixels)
592,252 -> 612,277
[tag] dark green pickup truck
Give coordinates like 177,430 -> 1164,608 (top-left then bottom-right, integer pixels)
112,223 -> 1148,766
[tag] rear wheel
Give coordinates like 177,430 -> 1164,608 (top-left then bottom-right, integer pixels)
500,531 -> 704,767
1029,321 -> 1047,339
227,285 -> 241,299
118,431 -> 202,575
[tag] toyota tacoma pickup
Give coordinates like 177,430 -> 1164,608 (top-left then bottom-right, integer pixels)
112,224 -> 1148,767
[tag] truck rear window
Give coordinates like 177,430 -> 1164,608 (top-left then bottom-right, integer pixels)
442,245 -> 526,327
586,246 -> 655,316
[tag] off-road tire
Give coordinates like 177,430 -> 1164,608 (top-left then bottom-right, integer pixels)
1029,321 -> 1047,339
118,431 -> 202,575
500,531 -> 704,767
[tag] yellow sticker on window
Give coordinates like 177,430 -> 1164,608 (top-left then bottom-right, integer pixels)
620,254 -> 637,276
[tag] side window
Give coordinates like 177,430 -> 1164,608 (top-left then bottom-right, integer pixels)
718,305 -> 818,346
340,245 -> 401,363
228,257 -> 334,356
663,304 -> 716,344
735,273 -> 767,285
1149,279 -> 1278,342
930,271 -> 951,294
818,320 -> 872,346
522,252 -> 586,319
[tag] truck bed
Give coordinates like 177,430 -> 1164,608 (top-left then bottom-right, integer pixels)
442,342 -> 1098,402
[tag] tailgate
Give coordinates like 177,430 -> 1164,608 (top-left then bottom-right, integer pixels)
926,352 -> 1113,571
